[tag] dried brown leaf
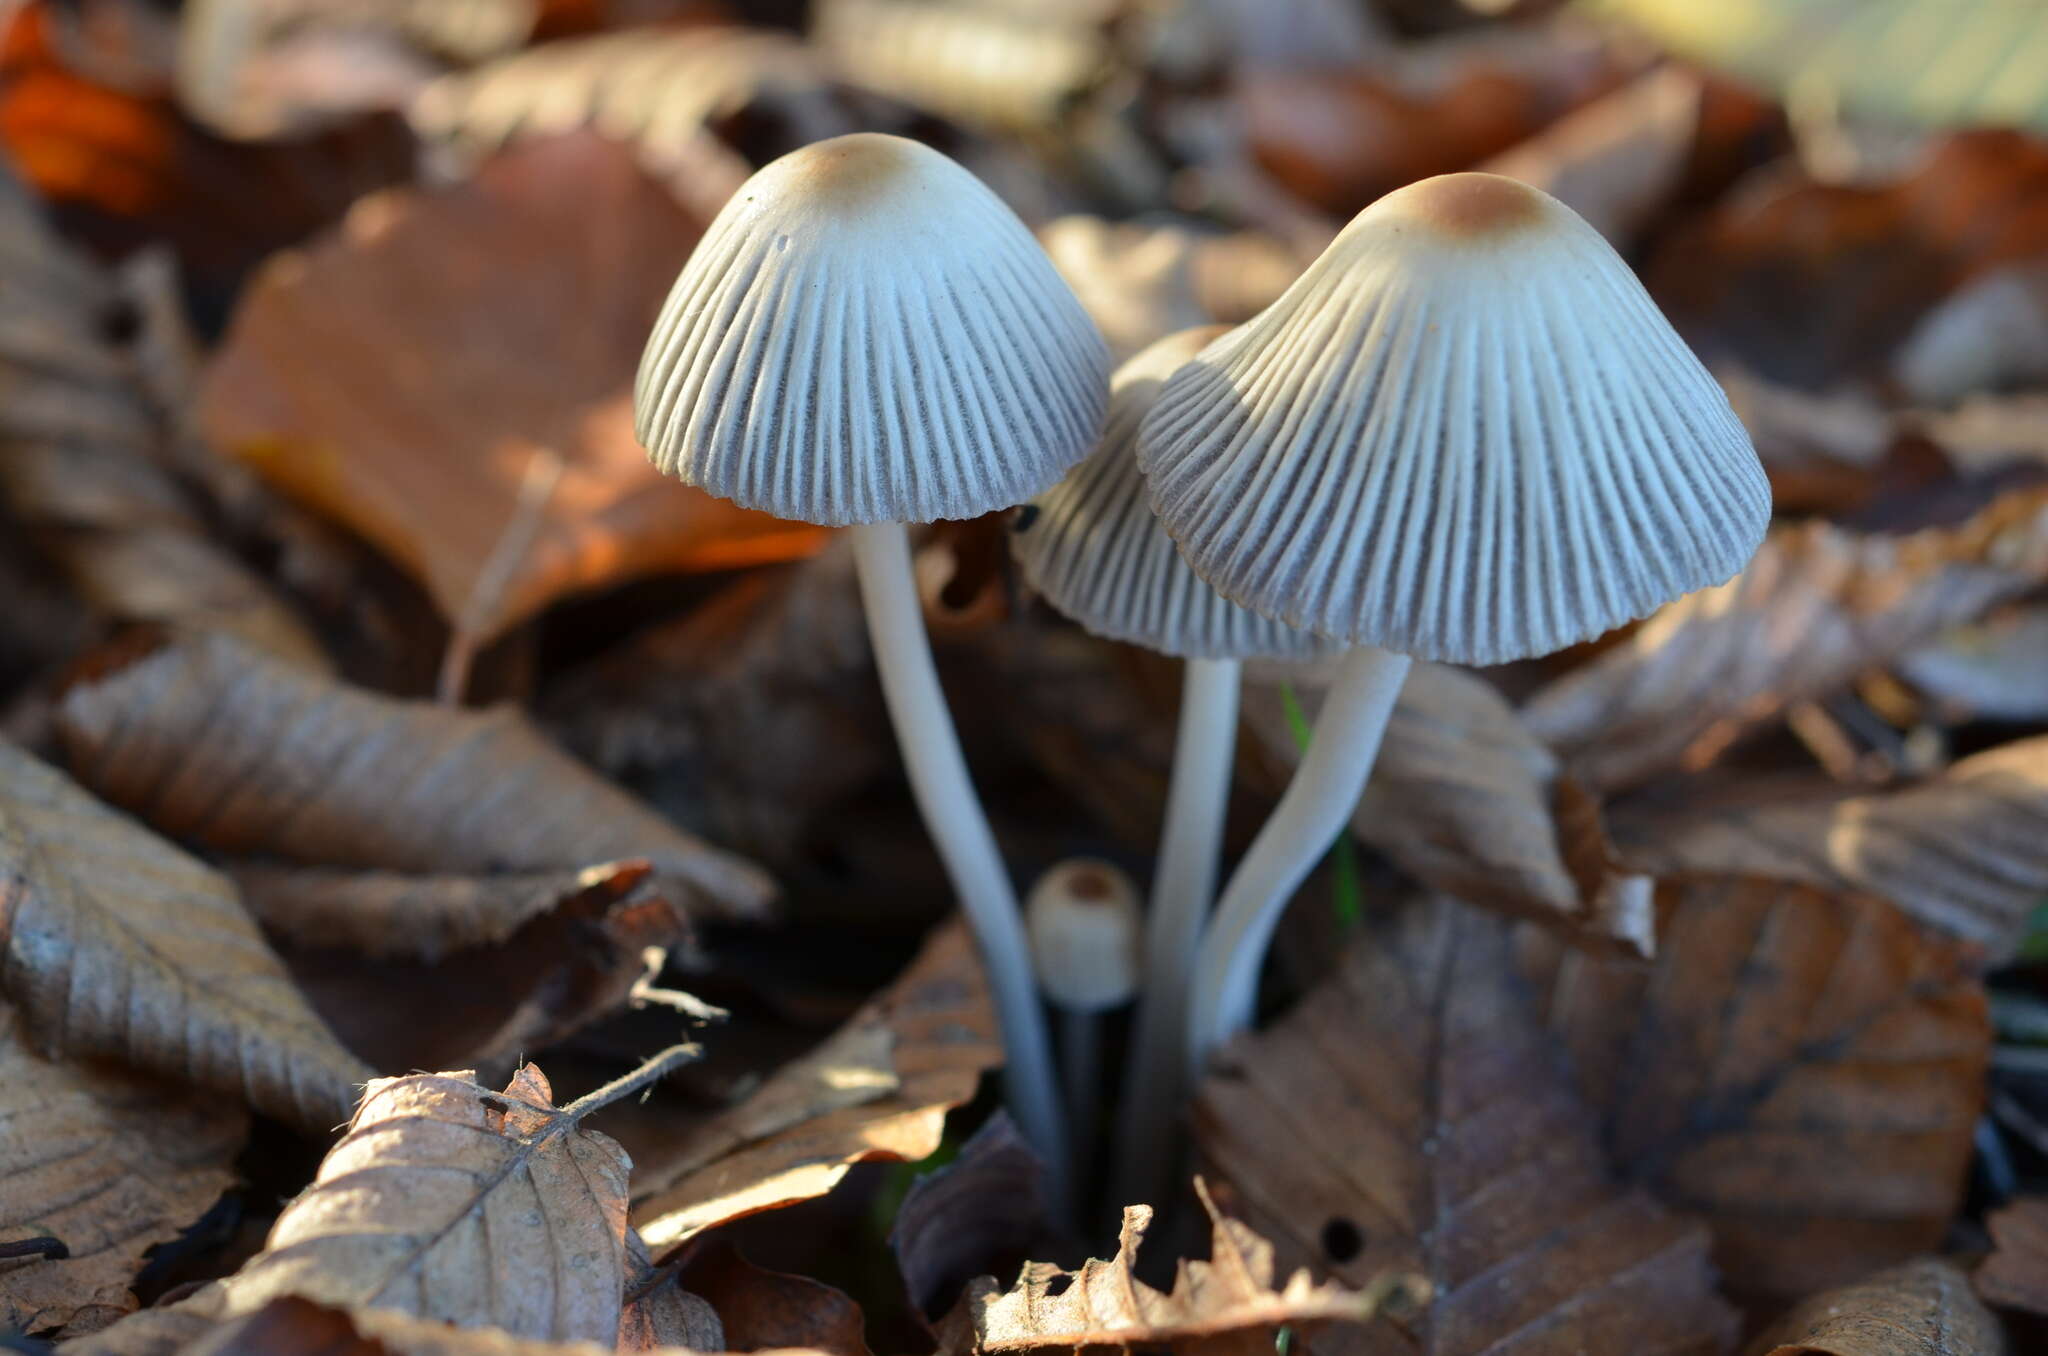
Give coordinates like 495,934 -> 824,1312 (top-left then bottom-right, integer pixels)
1522,486 -> 2048,791
939,1179 -> 1425,1356
1519,877 -> 1990,1301
1900,609 -> 2048,720
1243,665 -> 1655,956
891,1115 -> 1047,1330
0,164 -> 326,670
86,1293 -> 826,1356
1749,1258 -> 2003,1356
1978,1196 -> 2048,1317
228,860 -> 659,962
196,133 -> 824,661
631,919 -> 999,1250
1626,733 -> 2048,961
1193,896 -> 1735,1356
267,862 -> 694,1073
76,1062 -> 638,1354
52,630 -> 773,923
0,1000 -> 245,1338
1039,215 -> 1303,360
669,1240 -> 872,1356
0,737 -> 370,1132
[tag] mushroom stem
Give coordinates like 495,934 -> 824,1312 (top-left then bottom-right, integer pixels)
847,521 -> 1070,1206
1184,646 -> 1412,1072
1113,656 -> 1238,1208
1060,1005 -> 1102,1176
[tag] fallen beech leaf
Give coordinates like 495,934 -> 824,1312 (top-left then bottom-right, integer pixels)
1193,897 -> 1735,1356
196,132 -> 824,668
1900,609 -> 2048,720
1522,485 -> 2048,791
1243,665 -> 1655,956
0,1000 -> 245,1338
939,1179 -> 1427,1356
1978,1197 -> 2048,1316
631,919 -> 999,1249
892,1116 -> 1046,1329
266,862 -> 695,1073
1627,733 -> 2048,961
620,1234 -> 724,1354
1749,1257 -> 2002,1356
0,160 -> 327,669
165,1293 -> 832,1355
0,737 -> 370,1132
229,859 -> 661,961
1893,261 -> 2048,404
670,1239 -> 871,1356
53,630 -> 774,923
1518,877 -> 1990,1300
543,544 -> 887,862
1481,64 -> 1702,248
77,1060 -> 678,1354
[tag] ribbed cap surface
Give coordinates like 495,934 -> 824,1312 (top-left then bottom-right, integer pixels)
1012,325 -> 1335,661
1025,858 -> 1141,1012
635,133 -> 1110,526
1138,172 -> 1771,664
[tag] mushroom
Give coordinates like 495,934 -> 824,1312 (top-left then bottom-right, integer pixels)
1009,323 -> 1333,1209
1139,171 -> 1772,1067
634,132 -> 1111,1201
1024,857 -> 1142,1190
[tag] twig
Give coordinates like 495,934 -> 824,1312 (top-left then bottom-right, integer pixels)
562,1042 -> 701,1121
629,946 -> 729,1024
0,1237 -> 69,1265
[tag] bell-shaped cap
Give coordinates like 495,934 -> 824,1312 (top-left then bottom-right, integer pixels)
1025,858 -> 1141,1013
1011,325 -> 1334,661
1139,171 -> 1770,665
635,132 -> 1110,526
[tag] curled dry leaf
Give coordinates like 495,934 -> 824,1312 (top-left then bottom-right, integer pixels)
892,1115 -> 1047,1329
1627,732 -> 2048,961
196,132 -> 824,668
0,162 -> 326,669
254,860 -> 695,1073
667,1239 -> 872,1356
0,738 -> 370,1132
1242,665 -> 1655,956
228,859 -> 662,962
1194,896 -> 1735,1356
52,630 -> 774,923
0,1000 -> 246,1338
631,919 -> 1000,1250
1522,485 -> 2048,792
1978,1196 -> 2048,1317
79,1062 -> 641,1354
940,1178 -> 1427,1356
1748,1257 -> 2003,1356
1518,877 -> 1989,1300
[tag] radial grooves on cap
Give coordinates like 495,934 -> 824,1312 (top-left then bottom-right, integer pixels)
635,139 -> 1110,526
1013,332 -> 1334,661
1139,226 -> 1770,664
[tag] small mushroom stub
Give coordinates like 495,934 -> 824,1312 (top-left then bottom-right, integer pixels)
1139,171 -> 1772,665
1026,858 -> 1142,1014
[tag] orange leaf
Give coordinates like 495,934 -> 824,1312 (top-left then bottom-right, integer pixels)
197,132 -> 826,655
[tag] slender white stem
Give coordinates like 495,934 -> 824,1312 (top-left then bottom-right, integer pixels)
1112,657 -> 1238,1209
1060,1005 -> 1101,1190
1184,646 -> 1412,1073
848,522 -> 1070,1210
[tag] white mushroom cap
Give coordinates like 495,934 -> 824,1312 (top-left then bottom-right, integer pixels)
635,132 -> 1111,527
1138,172 -> 1771,665
1025,858 -> 1141,1013
1011,325 -> 1336,662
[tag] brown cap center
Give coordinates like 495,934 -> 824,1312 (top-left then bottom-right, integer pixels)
1396,172 -> 1546,239
1065,867 -> 1116,903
